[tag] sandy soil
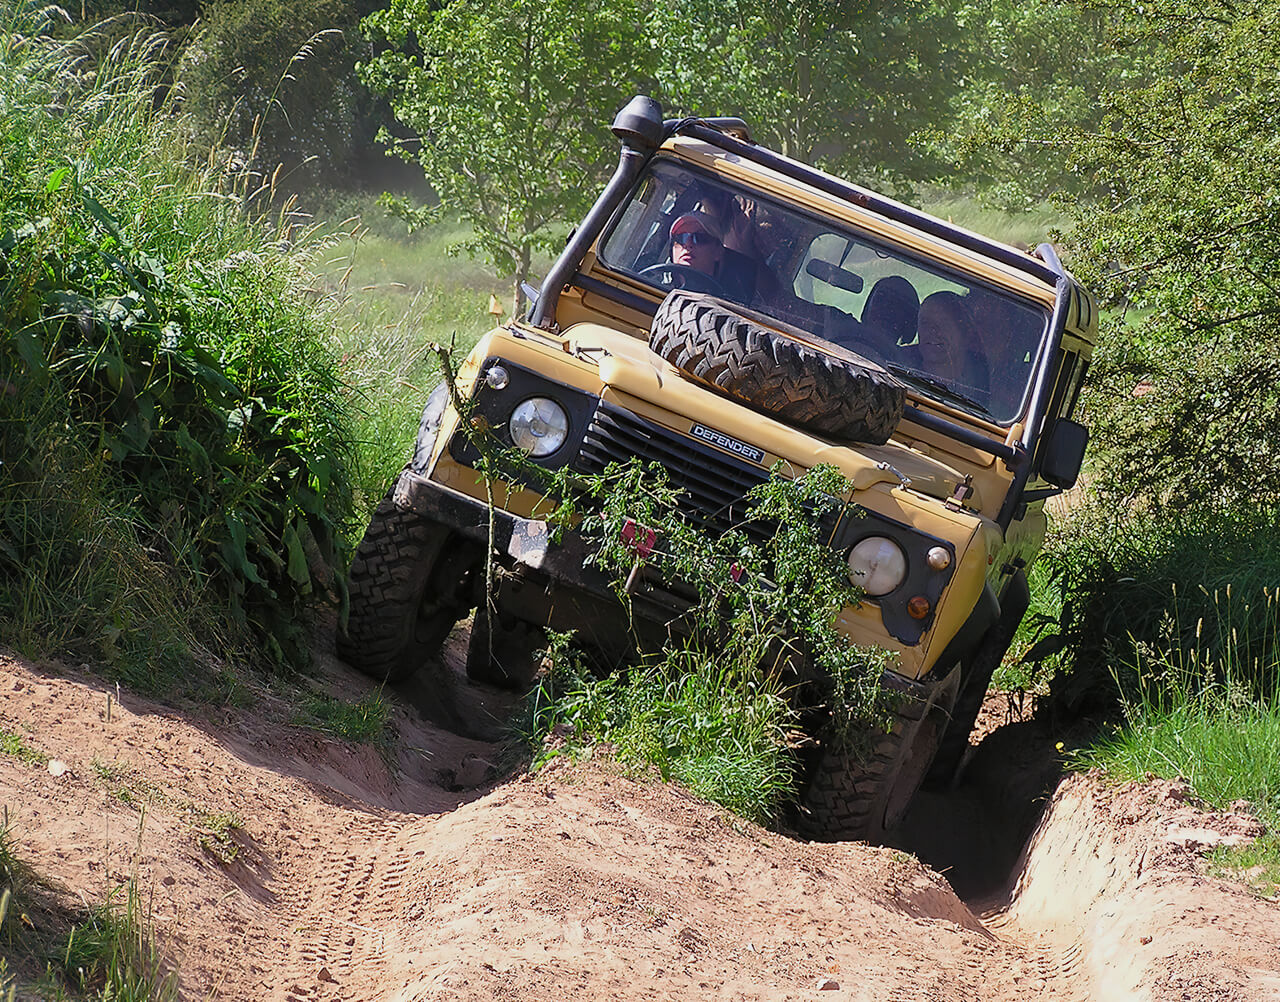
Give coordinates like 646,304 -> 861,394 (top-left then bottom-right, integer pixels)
1,633 -> 1278,1002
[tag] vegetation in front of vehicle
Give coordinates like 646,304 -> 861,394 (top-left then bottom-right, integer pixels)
311,210 -> 520,506
527,635 -> 799,824
0,7 -> 358,682
512,457 -> 895,824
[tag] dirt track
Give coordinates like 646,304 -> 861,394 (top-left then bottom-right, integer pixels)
2,628 -> 1279,1001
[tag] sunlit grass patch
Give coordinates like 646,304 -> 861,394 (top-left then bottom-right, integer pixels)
527,638 -> 797,826
296,690 -> 393,746
1072,618 -> 1280,894
58,880 -> 178,1002
0,727 -> 46,768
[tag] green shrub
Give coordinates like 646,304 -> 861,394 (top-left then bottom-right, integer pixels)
0,7 -> 357,678
1029,499 -> 1280,714
514,456 -> 895,824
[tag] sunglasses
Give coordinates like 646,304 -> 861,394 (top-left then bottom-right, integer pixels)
673,231 -> 718,247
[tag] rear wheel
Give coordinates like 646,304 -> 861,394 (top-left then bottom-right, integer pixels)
337,487 -> 481,683
465,603 -> 546,690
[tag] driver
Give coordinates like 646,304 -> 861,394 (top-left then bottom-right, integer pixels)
669,212 -> 724,277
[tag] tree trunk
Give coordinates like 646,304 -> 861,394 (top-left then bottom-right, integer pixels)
512,243 -> 532,320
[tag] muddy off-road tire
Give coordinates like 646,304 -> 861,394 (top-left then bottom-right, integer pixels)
800,691 -> 948,843
649,291 -> 906,444
927,575 -> 1031,789
337,488 -> 481,684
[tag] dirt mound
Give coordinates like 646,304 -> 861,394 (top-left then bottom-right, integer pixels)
1,646 -> 1277,1001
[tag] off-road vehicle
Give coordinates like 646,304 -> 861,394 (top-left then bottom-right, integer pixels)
337,96 -> 1096,841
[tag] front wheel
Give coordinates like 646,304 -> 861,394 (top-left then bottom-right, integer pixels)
798,685 -> 950,843
337,487 -> 481,683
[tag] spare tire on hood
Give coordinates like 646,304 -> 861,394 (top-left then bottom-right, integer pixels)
649,291 -> 905,445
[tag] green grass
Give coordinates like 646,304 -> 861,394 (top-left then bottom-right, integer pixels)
917,191 -> 1069,248
59,881 -> 178,1002
0,4 -> 359,681
0,727 -> 46,768
1066,586 -> 1280,895
528,638 -> 797,825
1,811 -> 176,999
306,201 -> 556,504
296,690 -> 393,746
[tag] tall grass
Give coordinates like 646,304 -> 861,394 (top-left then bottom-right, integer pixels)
1025,501 -> 1280,713
1038,498 -> 1280,893
308,201 -> 556,503
0,5 -> 359,680
1073,629 -> 1280,896
59,880 -> 178,1002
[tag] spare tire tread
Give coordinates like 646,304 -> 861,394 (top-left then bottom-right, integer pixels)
650,292 -> 905,444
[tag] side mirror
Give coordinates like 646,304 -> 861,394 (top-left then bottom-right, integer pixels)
1040,419 -> 1088,488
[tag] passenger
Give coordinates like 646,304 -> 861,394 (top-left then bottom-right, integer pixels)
861,276 -> 920,350
914,291 -> 989,392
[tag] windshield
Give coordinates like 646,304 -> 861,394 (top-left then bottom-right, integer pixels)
598,158 -> 1049,425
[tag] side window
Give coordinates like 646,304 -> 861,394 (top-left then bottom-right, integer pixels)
1045,351 -> 1080,420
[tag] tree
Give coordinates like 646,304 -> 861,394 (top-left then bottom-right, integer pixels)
360,0 -> 659,314
951,0 -> 1280,505
651,0 -> 959,187
181,0 -> 381,186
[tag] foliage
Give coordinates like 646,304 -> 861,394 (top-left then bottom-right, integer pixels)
297,690 -> 392,745
653,0 -> 959,187
1071,641 -> 1280,897
0,6 -> 358,677
528,635 -> 798,824
1027,501 -> 1280,716
0,728 -> 46,768
511,454 -> 894,822
182,0 -> 385,187
59,880 -> 179,1002
947,0 -> 1280,506
360,0 -> 659,313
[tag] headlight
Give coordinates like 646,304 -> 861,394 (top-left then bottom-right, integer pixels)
509,397 -> 569,457
847,536 -> 907,596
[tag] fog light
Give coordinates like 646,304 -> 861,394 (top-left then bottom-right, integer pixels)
906,595 -> 931,619
926,546 -> 951,570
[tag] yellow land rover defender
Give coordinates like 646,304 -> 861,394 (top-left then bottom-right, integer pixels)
337,96 -> 1096,841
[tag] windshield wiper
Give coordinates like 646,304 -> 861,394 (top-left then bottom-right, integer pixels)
885,364 -> 994,419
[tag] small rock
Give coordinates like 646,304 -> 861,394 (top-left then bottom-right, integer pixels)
317,966 -> 334,983
815,977 -> 840,991
47,759 -> 69,778
1140,935 -> 1153,945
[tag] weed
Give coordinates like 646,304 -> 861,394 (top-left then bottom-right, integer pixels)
0,728 -> 45,768
194,811 -> 244,864
59,880 -> 178,1002
1207,832 -> 1280,899
297,691 -> 392,746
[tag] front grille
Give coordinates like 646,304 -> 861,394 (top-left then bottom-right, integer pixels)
573,401 -> 771,540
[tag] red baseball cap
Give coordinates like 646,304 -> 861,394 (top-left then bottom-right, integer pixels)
670,212 -> 722,241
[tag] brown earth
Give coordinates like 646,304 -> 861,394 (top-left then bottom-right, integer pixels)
2,627 -> 1279,1002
